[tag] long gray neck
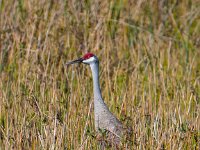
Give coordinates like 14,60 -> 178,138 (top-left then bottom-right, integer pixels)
90,62 -> 103,101
90,61 -> 116,130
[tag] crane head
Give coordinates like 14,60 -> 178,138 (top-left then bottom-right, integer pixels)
66,52 -> 98,66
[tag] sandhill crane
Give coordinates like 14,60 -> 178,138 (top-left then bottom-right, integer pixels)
66,53 -> 132,148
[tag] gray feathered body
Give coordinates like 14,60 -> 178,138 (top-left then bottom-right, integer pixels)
90,61 -> 132,147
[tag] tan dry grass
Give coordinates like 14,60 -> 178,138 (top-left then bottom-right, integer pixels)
0,0 -> 199,149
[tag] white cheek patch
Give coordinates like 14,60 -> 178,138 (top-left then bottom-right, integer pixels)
83,56 -> 96,63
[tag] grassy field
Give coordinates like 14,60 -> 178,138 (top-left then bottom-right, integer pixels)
0,0 -> 199,149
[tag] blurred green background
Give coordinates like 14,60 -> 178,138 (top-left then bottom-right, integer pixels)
0,0 -> 199,149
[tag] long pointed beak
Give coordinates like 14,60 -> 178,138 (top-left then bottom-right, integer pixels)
66,58 -> 83,65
